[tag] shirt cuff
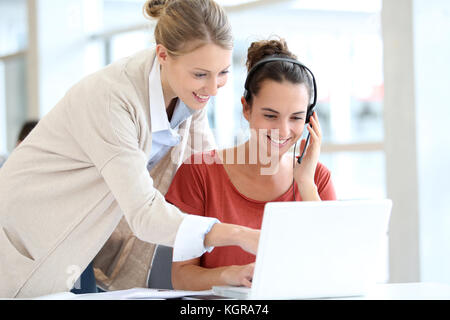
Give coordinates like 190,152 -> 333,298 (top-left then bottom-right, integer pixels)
172,214 -> 220,262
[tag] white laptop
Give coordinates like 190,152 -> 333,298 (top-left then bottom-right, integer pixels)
213,199 -> 392,300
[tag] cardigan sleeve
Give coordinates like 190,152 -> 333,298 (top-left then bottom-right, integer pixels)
65,78 -> 186,246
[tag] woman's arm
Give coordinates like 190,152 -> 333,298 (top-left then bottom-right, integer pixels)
172,257 -> 254,290
204,223 -> 260,256
169,213 -> 259,291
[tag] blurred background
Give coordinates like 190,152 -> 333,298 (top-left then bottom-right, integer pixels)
0,0 -> 449,287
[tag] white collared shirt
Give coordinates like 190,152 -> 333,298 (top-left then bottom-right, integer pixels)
148,57 -> 219,261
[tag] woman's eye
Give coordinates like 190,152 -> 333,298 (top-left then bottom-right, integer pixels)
220,70 -> 229,75
292,117 -> 303,120
264,115 -> 276,119
194,73 -> 207,78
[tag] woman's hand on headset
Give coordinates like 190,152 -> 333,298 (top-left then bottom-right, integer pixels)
293,111 -> 322,201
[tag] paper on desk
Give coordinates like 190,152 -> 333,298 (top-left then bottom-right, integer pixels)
71,288 -> 215,300
33,292 -> 77,300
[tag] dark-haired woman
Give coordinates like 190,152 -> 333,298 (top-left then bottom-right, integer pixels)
167,38 -> 337,290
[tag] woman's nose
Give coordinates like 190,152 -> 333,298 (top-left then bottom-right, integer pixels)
278,121 -> 290,139
206,78 -> 218,96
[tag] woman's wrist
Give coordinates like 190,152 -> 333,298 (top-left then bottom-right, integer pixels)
297,181 -> 320,201
219,265 -> 235,285
204,223 -> 259,255
204,223 -> 240,248
235,225 -> 259,255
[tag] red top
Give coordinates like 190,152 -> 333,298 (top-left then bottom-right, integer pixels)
165,150 -> 336,268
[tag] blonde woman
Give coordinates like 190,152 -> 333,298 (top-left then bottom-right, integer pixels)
0,0 -> 259,298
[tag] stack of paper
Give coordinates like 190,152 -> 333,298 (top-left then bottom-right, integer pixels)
70,288 -> 215,300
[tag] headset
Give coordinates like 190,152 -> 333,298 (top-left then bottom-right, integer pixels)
243,56 -> 318,200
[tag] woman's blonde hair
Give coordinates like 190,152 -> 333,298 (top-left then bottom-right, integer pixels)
143,0 -> 233,56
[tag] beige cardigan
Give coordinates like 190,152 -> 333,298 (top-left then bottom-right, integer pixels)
0,49 -> 215,298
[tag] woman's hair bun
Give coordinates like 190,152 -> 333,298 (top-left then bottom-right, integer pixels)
143,0 -> 171,19
246,38 -> 296,71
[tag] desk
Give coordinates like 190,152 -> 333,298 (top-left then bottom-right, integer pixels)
341,282 -> 450,300
34,282 -> 450,300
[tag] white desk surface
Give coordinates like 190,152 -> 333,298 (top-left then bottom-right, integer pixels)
336,282 -> 450,300
32,282 -> 450,300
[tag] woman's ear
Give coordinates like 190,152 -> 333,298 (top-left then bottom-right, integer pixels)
241,96 -> 251,121
156,44 -> 169,65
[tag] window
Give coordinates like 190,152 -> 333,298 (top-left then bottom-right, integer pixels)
218,0 -> 385,201
0,0 -> 28,154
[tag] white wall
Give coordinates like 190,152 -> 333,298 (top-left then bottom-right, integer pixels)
383,0 -> 450,284
382,0 -> 420,283
413,0 -> 450,284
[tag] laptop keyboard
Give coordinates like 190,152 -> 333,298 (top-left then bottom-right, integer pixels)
212,286 -> 251,299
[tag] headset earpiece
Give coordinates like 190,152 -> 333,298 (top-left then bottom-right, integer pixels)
305,107 -> 314,124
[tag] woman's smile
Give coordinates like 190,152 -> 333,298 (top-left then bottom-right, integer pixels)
266,135 -> 291,148
193,92 -> 210,103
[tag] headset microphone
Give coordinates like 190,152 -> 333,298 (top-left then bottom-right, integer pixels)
296,131 -> 311,164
